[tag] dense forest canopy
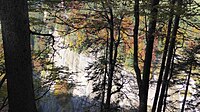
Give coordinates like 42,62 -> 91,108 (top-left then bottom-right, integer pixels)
0,0 -> 200,112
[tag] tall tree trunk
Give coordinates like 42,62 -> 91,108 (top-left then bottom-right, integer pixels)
157,0 -> 182,111
105,6 -> 123,111
133,0 -> 141,89
181,63 -> 192,112
139,0 -> 160,111
101,34 -> 108,112
163,49 -> 176,112
152,1 -> 176,111
1,0 -> 37,112
105,6 -> 115,111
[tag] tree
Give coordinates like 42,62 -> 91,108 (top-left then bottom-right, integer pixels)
133,0 -> 160,111
152,0 -> 176,111
1,0 -> 37,111
49,1 -> 133,111
156,0 -> 182,111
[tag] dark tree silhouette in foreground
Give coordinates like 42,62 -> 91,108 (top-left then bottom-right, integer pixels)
1,0 -> 37,111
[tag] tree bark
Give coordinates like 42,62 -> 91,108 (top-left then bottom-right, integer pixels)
157,0 -> 182,111
163,49 -> 176,112
152,1 -> 176,111
133,0 -> 141,89
105,5 -> 123,111
1,0 -> 37,112
100,34 -> 108,112
181,64 -> 192,112
105,6 -> 115,111
139,0 -> 160,111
